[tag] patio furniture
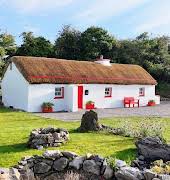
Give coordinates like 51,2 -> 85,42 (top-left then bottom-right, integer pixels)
124,97 -> 139,108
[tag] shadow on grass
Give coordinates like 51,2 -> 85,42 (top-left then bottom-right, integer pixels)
111,148 -> 137,163
0,143 -> 28,154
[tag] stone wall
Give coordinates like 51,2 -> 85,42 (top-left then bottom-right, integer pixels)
1,149 -> 170,180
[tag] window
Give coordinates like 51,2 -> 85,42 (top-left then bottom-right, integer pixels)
105,87 -> 112,97
54,87 -> 64,99
85,90 -> 89,95
139,87 -> 145,96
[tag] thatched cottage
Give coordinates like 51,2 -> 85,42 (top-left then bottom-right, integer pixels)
1,56 -> 160,112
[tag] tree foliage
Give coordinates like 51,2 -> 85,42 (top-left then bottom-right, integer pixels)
16,32 -> 54,57
54,25 -> 81,60
0,26 -> 170,85
0,32 -> 16,57
80,26 -> 116,60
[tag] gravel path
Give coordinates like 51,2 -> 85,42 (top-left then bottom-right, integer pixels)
35,101 -> 170,121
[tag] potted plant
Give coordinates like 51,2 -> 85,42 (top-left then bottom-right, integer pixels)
148,100 -> 156,106
41,102 -> 54,113
86,101 -> 95,110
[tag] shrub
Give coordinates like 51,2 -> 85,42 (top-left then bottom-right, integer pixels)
151,160 -> 170,175
86,100 -> 94,105
41,102 -> 54,108
119,118 -> 165,139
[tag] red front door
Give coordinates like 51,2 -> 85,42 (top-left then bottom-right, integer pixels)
78,86 -> 83,109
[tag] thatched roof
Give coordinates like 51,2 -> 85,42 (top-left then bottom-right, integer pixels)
9,56 -> 157,85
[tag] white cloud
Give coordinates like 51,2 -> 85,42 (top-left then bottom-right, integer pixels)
75,0 -> 149,23
7,0 -> 74,14
135,1 -> 170,33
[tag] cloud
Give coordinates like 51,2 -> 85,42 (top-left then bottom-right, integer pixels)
7,0 -> 74,14
75,0 -> 150,23
135,1 -> 170,33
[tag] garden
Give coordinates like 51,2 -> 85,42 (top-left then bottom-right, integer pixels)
0,107 -> 170,169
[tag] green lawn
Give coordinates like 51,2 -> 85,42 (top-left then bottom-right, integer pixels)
0,107 -> 170,167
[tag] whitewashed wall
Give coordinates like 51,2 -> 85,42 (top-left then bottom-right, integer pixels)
28,84 -> 78,112
1,63 -> 29,111
80,84 -> 160,109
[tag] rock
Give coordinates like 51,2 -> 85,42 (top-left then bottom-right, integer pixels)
78,110 -> 102,132
101,159 -> 107,175
69,156 -> 85,170
158,174 -> 170,180
9,168 -> 20,180
19,167 -> 36,180
34,162 -> 51,174
43,150 -> 61,159
53,157 -> 69,171
83,160 -> 100,175
136,137 -> 170,162
115,159 -> 127,168
115,167 -> 144,180
36,145 -> 44,150
28,127 -> 69,149
62,151 -> 78,159
103,165 -> 114,179
143,169 -> 157,180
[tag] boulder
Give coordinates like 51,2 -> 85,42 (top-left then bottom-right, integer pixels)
34,162 -> 51,174
143,169 -> 157,180
136,137 -> 170,162
62,151 -> 78,159
103,165 -> 114,179
53,157 -> 69,171
78,110 -> 102,132
115,159 -> 127,169
43,150 -> 61,159
69,156 -> 85,170
115,167 -> 144,180
83,160 -> 100,175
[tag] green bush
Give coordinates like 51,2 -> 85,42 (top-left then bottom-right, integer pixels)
119,118 -> 165,139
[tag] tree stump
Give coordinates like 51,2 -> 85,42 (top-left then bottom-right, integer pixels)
78,110 -> 102,132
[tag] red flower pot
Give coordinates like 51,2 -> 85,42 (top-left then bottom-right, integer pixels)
42,107 -> 53,113
86,103 -> 95,110
148,102 -> 156,106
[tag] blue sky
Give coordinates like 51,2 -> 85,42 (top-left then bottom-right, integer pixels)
0,0 -> 170,45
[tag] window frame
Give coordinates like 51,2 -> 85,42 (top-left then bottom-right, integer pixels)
104,87 -> 112,98
54,87 -> 64,99
139,87 -> 145,97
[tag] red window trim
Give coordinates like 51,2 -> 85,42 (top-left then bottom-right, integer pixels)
105,87 -> 112,98
139,87 -> 145,97
54,87 -> 64,99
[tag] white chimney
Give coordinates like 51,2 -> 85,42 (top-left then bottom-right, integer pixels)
95,55 -> 111,66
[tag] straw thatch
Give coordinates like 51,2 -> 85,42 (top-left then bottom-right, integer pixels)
9,56 -> 157,85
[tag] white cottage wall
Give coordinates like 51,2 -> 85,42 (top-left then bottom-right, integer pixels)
81,84 -> 159,109
1,63 -> 29,111
27,84 -> 78,112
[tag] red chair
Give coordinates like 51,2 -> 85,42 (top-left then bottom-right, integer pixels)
124,97 -> 139,108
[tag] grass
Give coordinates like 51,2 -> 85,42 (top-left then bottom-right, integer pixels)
0,107 -> 170,167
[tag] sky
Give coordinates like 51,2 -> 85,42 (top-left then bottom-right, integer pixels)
0,0 -> 170,45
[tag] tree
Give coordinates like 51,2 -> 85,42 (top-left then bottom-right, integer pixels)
54,25 -> 81,60
16,32 -> 54,57
0,32 -> 16,57
80,26 -> 116,60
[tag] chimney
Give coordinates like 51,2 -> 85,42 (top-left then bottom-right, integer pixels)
95,55 -> 111,66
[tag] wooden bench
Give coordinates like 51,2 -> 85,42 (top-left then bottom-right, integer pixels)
124,97 -> 139,108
